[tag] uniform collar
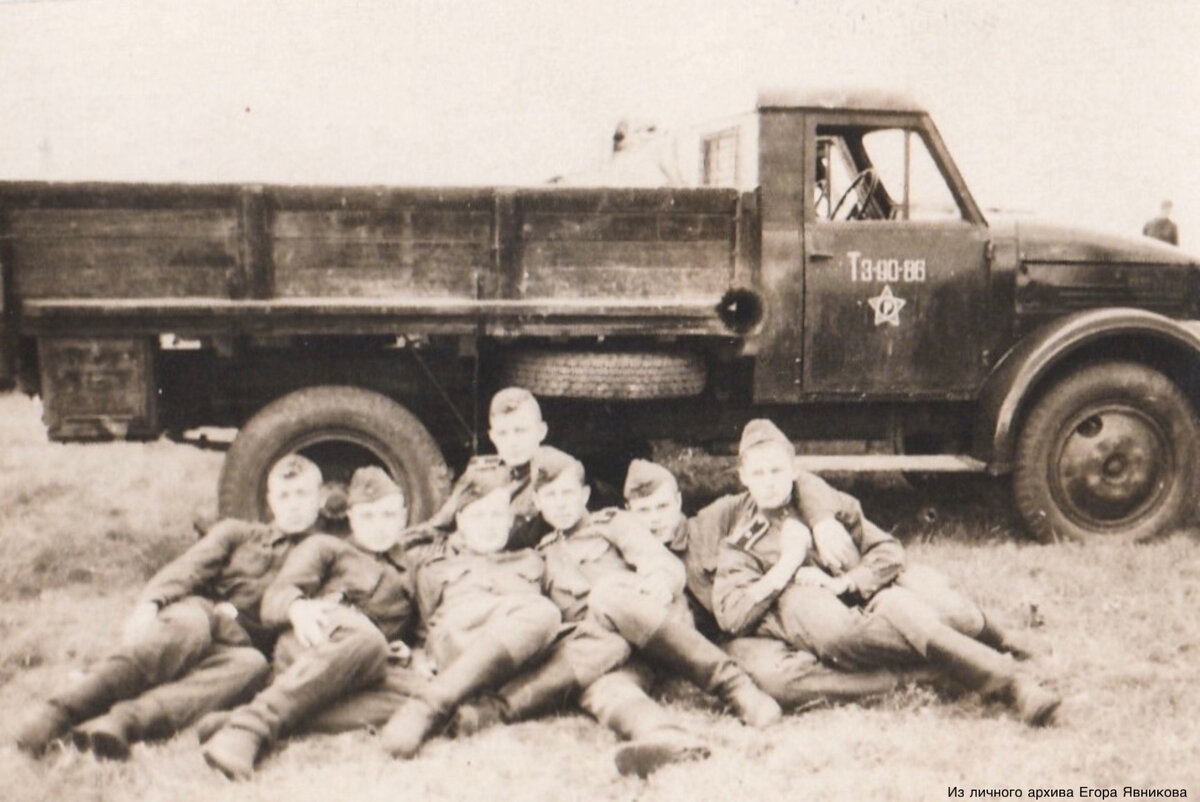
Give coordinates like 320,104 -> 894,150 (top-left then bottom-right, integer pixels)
666,518 -> 690,553
267,524 -> 313,547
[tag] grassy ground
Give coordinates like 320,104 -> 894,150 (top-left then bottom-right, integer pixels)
1,391 -> 1198,801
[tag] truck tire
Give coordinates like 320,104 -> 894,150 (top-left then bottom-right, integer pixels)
502,350 -> 706,399
1012,361 -> 1199,544
218,386 -> 451,526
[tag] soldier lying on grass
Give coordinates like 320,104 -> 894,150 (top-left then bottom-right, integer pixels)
200,466 -> 418,779
15,454 -> 325,760
710,419 -> 1061,726
378,462 -> 564,758
452,446 -> 780,777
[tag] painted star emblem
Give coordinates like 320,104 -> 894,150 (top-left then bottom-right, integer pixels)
867,284 -> 906,327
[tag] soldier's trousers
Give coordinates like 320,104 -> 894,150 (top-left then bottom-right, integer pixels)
222,607 -> 388,744
303,594 -> 560,733
722,636 -> 904,708
426,594 -> 562,670
50,596 -> 269,738
761,570 -> 989,672
556,573 -> 691,688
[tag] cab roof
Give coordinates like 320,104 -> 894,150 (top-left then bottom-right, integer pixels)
757,88 -> 926,114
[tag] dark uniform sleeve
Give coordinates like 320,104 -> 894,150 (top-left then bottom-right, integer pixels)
711,540 -> 776,637
260,535 -> 339,627
842,518 -> 905,600
794,470 -> 863,530
137,519 -> 251,608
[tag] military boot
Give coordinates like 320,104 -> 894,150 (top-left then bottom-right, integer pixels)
202,725 -> 263,781
15,656 -> 145,756
71,705 -> 143,760
641,620 -> 781,727
977,617 -> 1050,661
381,639 -> 517,758
452,651 -> 580,736
194,710 -> 231,743
14,703 -> 73,757
602,695 -> 710,777
924,628 -> 1060,727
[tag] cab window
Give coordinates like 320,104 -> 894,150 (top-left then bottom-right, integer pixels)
816,125 -> 963,222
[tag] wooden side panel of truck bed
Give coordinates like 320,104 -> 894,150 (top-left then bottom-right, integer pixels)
1,182 -> 743,338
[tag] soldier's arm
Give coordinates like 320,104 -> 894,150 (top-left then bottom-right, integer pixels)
260,536 -> 338,627
841,518 -> 905,599
137,519 -> 247,608
711,542 -> 783,636
604,512 -> 686,597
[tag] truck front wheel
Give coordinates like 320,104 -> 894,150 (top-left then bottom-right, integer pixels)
218,386 -> 451,527
1013,361 -> 1199,543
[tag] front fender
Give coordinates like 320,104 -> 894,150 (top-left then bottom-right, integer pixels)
974,308 -> 1200,472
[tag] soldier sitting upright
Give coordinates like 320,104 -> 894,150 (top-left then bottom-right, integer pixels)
201,466 -> 418,779
379,464 -> 563,758
710,419 -> 1061,726
622,457 -> 914,709
15,454 -> 325,760
415,386 -> 550,549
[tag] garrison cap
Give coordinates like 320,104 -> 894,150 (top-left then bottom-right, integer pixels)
347,466 -> 403,507
454,464 -> 512,513
489,387 -> 542,419
268,453 -> 322,486
738,419 -> 795,458
623,459 -> 678,500
532,445 -> 585,490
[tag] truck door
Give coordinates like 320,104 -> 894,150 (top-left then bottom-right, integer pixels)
801,116 -> 990,397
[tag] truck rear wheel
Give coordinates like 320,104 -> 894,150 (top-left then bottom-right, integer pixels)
1013,361 -> 1199,544
502,349 -> 706,399
218,386 -> 451,527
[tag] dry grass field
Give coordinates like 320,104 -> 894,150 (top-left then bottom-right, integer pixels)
1,391 -> 1198,802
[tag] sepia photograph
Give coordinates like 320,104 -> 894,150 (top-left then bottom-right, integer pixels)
1,1 -> 1198,800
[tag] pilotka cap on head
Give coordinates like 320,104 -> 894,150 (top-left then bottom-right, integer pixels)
347,466 -> 402,507
269,453 -> 321,484
738,419 -> 795,457
532,445 -> 585,489
454,464 -> 511,514
489,387 -> 541,419
623,459 -> 677,500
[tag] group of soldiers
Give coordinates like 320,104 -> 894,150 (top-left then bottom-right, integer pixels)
15,387 -> 1062,779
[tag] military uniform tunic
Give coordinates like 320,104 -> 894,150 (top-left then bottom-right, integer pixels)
222,534 -> 417,744
413,535 -> 561,668
537,508 -> 687,687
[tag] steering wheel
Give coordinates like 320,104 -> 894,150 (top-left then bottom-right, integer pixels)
830,168 -> 878,221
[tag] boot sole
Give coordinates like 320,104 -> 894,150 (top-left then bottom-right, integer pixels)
202,746 -> 254,782
73,728 -> 131,761
1022,695 -> 1062,727
614,741 -> 711,778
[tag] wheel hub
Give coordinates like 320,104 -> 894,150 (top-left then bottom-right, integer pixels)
1054,408 -> 1168,525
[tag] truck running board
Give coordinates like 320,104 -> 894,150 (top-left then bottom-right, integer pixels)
793,455 -> 987,473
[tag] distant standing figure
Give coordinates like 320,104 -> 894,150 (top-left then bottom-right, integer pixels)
1144,200 -> 1179,245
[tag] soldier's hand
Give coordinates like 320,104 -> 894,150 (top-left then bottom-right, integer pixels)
778,518 -> 813,570
811,518 -> 857,575
387,639 -> 412,666
289,599 -> 331,648
122,601 -> 161,645
794,566 -> 851,596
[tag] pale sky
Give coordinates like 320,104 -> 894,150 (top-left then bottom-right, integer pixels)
2,0 -> 1198,246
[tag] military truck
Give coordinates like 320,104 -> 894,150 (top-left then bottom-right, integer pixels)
3,89 -> 1199,544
